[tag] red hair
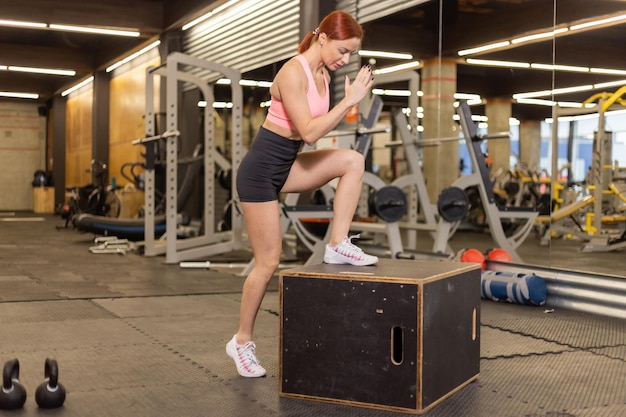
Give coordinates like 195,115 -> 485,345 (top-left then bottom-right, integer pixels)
298,10 -> 363,54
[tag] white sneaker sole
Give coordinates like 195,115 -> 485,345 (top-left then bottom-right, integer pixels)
324,255 -> 378,266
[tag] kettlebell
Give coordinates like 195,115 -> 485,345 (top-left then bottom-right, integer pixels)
0,358 -> 27,410
35,358 -> 66,409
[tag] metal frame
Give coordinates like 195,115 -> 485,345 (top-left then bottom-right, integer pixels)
142,52 -> 245,263
549,89 -> 626,252
453,101 -> 538,263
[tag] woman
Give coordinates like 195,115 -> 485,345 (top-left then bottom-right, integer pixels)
226,10 -> 378,378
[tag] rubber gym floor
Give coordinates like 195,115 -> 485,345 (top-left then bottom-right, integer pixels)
1,212 -> 624,417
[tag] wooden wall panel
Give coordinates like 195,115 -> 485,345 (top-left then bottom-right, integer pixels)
109,56 -> 161,187
65,90 -> 93,188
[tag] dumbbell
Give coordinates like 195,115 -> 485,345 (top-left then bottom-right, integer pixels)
0,359 -> 27,410
35,358 -> 66,409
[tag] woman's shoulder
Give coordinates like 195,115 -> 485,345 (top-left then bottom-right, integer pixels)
282,55 -> 308,73
275,56 -> 308,84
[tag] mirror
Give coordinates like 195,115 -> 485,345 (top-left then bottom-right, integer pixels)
238,1 -> 625,278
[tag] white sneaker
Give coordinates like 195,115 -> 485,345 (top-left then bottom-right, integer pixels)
226,335 -> 267,377
323,234 -> 379,266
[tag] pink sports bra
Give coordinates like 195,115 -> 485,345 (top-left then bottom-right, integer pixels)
266,54 -> 330,130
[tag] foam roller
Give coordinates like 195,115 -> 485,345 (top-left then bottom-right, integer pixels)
481,270 -> 548,306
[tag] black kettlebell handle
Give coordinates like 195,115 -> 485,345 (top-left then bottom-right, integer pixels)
2,359 -> 19,391
44,358 -> 59,389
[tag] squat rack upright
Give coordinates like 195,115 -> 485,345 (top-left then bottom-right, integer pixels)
141,52 -> 245,263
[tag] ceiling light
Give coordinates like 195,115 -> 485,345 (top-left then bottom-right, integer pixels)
0,91 -> 39,99
0,19 -> 46,29
372,61 -> 420,75
569,13 -> 626,31
514,84 -> 593,100
465,58 -> 626,79
530,63 -> 589,73
590,68 -> 626,76
458,41 -> 510,56
459,13 -> 626,59
515,98 -> 555,106
593,80 -> 626,89
454,93 -> 481,101
7,66 -> 76,76
513,90 -> 553,99
61,76 -> 94,97
555,101 -> 586,108
198,101 -> 233,108
106,40 -> 161,73
372,89 -> 412,97
465,58 -> 530,68
216,78 -> 272,87
551,85 -> 594,95
358,50 -> 413,60
49,24 -> 139,37
239,80 -> 263,87
511,28 -> 568,44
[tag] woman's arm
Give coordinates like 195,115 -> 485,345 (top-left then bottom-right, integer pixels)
274,61 -> 374,145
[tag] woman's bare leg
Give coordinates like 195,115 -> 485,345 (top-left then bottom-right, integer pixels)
236,200 -> 283,344
282,148 -> 364,246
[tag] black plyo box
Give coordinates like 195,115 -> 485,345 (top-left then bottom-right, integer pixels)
279,259 -> 480,414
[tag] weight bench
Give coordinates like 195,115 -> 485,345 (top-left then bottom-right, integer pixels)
535,195 -> 595,245
451,101 -> 539,263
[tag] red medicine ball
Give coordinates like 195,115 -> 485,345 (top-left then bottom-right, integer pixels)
457,248 -> 486,270
485,248 -> 512,262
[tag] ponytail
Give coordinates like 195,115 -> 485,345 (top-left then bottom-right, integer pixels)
298,31 -> 316,54
297,10 -> 363,54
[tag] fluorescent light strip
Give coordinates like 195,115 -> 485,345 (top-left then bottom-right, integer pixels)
372,61 -> 420,75
513,86 -> 591,100
530,63 -> 589,72
458,41 -> 510,56
460,13 -> 626,58
358,50 -> 413,60
372,88 -> 412,97
198,101 -> 233,108
454,93 -> 481,101
7,66 -> 76,76
216,78 -> 272,87
570,13 -> 626,31
0,19 -> 46,29
0,91 -> 39,99
594,79 -> 626,89
590,68 -> 626,76
0,19 -> 138,37
61,76 -> 94,97
106,40 -> 161,73
465,58 -> 530,69
49,24 -> 139,37
551,85 -> 594,95
465,59 -> 626,78
511,28 -> 568,44
515,98 -> 556,106
514,79 -> 626,100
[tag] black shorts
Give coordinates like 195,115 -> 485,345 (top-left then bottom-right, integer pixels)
236,127 -> 302,202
